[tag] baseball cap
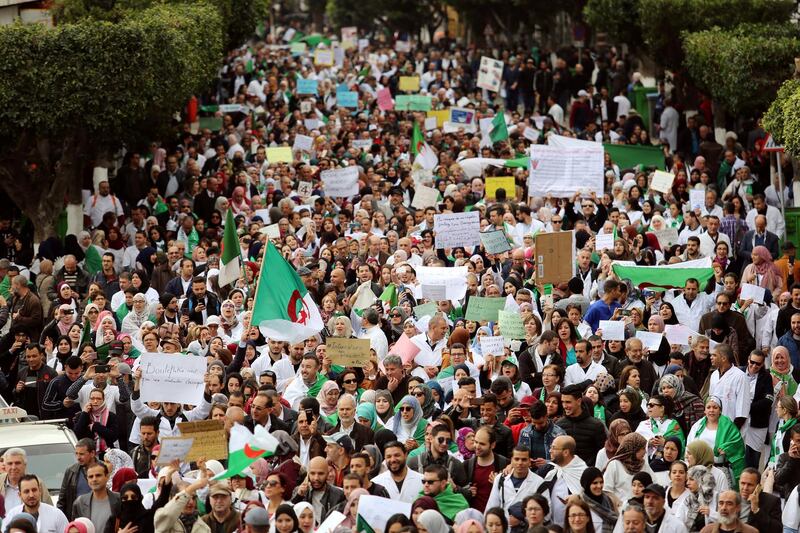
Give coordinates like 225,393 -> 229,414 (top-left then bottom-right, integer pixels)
297,266 -> 312,276
208,483 -> 231,497
206,315 -> 221,325
644,483 -> 666,498
323,432 -> 354,453
116,363 -> 132,376
519,395 -> 536,407
109,340 -> 124,355
244,507 -> 270,526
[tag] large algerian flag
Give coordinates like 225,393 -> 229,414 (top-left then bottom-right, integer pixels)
612,256 -> 714,291
251,241 -> 324,343
84,244 -> 103,275
411,121 -> 438,170
489,111 -> 509,143
218,209 -> 241,288
212,424 -> 279,480
356,495 -> 411,533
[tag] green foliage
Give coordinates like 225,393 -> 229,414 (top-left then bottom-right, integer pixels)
0,2 -> 222,143
764,79 -> 800,154
585,0 -> 796,69
683,23 -> 800,114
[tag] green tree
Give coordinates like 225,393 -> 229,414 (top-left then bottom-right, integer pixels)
0,2 -> 223,241
764,78 -> 800,156
683,24 -> 800,115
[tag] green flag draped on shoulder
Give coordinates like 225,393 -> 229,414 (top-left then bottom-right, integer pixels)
693,414 -> 745,485
84,245 -> 103,275
611,257 -> 714,291
218,209 -> 241,288
250,241 -> 324,344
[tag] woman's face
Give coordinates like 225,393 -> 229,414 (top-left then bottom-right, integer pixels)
342,373 -> 358,393
325,388 -> 339,404
334,319 -> 347,335
375,396 -> 390,414
659,305 -> 673,320
89,391 -> 104,409
647,398 -> 665,419
631,479 -> 645,497
69,324 -> 82,342
567,505 -> 590,532
210,337 -> 223,353
661,382 -> 676,398
275,514 -> 294,533
687,477 -> 698,492
628,369 -> 640,388
525,499 -> 544,526
751,251 -> 762,265
545,396 -> 558,416
614,240 -> 625,256
265,475 -> 284,499
716,243 -> 728,258
485,514 -> 504,533
298,508 -> 314,532
705,401 -> 721,420
669,463 -> 686,487
619,395 -> 631,413
774,351 -> 788,370
585,386 -> 599,404
558,321 -> 570,340
399,403 -> 414,421
58,338 -> 71,353
227,377 -> 241,392
685,449 -> 696,467
524,319 -> 538,337
60,284 -> 71,299
567,308 -> 581,325
590,476 -> 604,496
211,406 -> 226,421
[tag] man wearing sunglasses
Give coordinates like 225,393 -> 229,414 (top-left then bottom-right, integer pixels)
420,464 -> 469,521
408,425 -> 467,488
740,349 -> 782,468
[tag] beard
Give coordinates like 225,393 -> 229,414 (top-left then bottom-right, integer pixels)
718,512 -> 736,527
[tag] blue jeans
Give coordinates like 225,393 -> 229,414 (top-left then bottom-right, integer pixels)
784,527 -> 798,533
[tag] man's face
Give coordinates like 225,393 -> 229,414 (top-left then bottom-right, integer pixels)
683,281 -> 698,301
428,320 -> 447,342
686,240 -> 698,255
5,455 -> 24,480
791,315 -> 800,336
325,443 -> 342,462
707,218 -> 720,233
102,256 -> 114,271
349,458 -> 368,479
181,261 -> 194,278
450,348 -> 465,365
192,281 -> 206,298
432,431 -> 449,454
384,363 -> 402,381
622,510 -> 645,533
511,450 -> 531,476
561,395 -> 579,417
140,425 -> 158,448
739,472 -> 758,499
308,462 -> 328,490
644,493 -> 664,518
20,479 -> 40,509
495,387 -> 512,407
474,429 -> 494,458
384,446 -> 406,474
300,359 -> 318,381
251,396 -> 271,423
87,466 -> 108,491
422,472 -> 445,497
357,265 -> 372,283
717,493 -> 739,524
479,401 -> 498,421
626,342 -> 643,362
210,493 -> 231,513
25,349 -> 43,370
575,343 -> 588,365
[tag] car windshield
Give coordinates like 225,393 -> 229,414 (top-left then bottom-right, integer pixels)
18,444 -> 75,495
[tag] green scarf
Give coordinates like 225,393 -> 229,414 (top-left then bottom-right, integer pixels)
770,368 -> 798,396
594,404 -> 606,424
306,372 -> 328,399
651,417 -> 685,451
420,484 -> 468,520
116,304 -> 129,323
770,417 -> 798,464
694,415 -> 745,485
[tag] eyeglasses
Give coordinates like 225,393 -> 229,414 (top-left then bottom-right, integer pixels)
436,437 -> 448,444
265,480 -> 281,487
413,391 -> 425,397
391,314 -> 402,318
421,479 -> 439,485
647,403 -> 662,408
569,513 -> 588,519
343,379 -> 358,384
399,406 -> 414,412
748,359 -> 764,367
552,219 -> 562,223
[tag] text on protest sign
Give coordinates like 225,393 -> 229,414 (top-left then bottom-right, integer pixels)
178,419 -> 228,461
480,336 -> 505,356
155,437 -> 195,465
321,166 -> 359,197
485,176 -> 516,200
477,56 -> 504,92
433,211 -> 480,249
327,337 -> 371,367
296,78 -> 318,95
139,353 -> 207,405
465,296 -> 506,322
266,147 -> 293,164
480,230 -> 512,255
499,310 -> 525,339
528,145 -> 603,197
293,134 -> 313,153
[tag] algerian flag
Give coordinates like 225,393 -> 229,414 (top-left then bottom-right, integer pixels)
356,495 -> 411,533
212,424 -> 278,480
612,256 -> 714,291
490,111 -> 509,143
251,241 -> 324,343
218,209 -> 241,288
84,245 -> 103,275
411,121 -> 438,170
379,283 -> 398,309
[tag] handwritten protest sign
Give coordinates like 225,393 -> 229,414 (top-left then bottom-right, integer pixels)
297,78 -> 318,95
298,181 -> 313,198
352,139 -> 372,151
480,336 -> 505,356
653,228 -> 679,249
485,176 -> 516,200
266,147 -> 293,164
395,95 -> 432,111
293,134 -> 313,153
414,302 -> 437,319
411,185 -> 439,209
155,437 -> 195,465
399,76 -> 420,92
338,91 -> 358,108
341,26 -> 357,48
321,166 -> 359,197
178,420 -> 228,461
528,145 -> 604,197
327,337 -> 371,367
290,42 -> 307,55
260,223 -> 281,239
139,353 -> 207,405
689,190 -> 705,211
499,311 -> 525,339
523,127 -> 540,142
465,296 -> 506,322
313,49 -> 333,66
377,88 -> 394,111
477,56 -> 504,92
650,170 -> 675,194
595,232 -> 615,251
480,230 -> 512,254
433,212 -> 480,249
427,110 -> 449,127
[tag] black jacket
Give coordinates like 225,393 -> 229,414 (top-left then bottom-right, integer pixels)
461,453 -> 509,503
180,292 -> 221,324
329,420 -> 374,452
41,373 -> 81,420
58,463 -> 87,520
245,413 -> 291,434
746,491 -> 781,532
742,366 -> 774,428
74,410 -> 119,450
290,483 -> 345,522
556,408 -> 607,466
774,451 -> 800,499
130,443 -> 154,478
453,416 -> 514,459
407,449 -> 467,488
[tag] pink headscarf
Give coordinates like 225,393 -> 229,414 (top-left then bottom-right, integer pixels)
94,310 -> 116,333
648,315 -> 665,333
456,520 -> 485,533
752,245 -> 781,290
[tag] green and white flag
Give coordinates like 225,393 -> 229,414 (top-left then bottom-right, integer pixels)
489,111 -> 509,143
251,241 -> 324,343
356,495 -> 411,533
411,121 -> 437,170
218,209 -> 241,288
84,244 -> 103,275
612,256 -> 714,291
212,424 -> 278,480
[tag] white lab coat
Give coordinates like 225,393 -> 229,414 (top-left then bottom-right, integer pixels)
371,468 -> 424,504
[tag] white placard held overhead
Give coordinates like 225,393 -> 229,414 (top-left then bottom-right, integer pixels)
477,56 -> 504,92
139,353 -> 207,405
650,170 -> 675,194
595,232 -> 615,251
528,144 -> 604,198
433,212 -> 480,249
424,116 -> 438,131
321,166 -> 359,198
664,324 -> 693,346
523,127 -> 540,142
421,284 -> 447,301
689,190 -> 705,211
415,266 -> 468,300
411,185 -> 439,209
155,437 -> 195,465
357,496 -> 412,533
352,139 -> 372,151
293,134 -> 313,153
480,336 -> 505,357
636,331 -> 663,352
740,283 -> 766,304
598,320 -> 625,341
260,223 -> 281,239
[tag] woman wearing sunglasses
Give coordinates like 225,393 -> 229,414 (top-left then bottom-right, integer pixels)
390,395 -> 427,452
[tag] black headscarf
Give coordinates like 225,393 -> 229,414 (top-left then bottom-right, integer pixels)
580,467 -> 605,503
374,428 -> 398,455
119,483 -> 146,530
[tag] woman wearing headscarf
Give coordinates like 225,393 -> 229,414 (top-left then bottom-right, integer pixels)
356,402 -> 380,431
135,247 -> 157,278
768,395 -> 798,467
683,465 -> 717,532
742,244 -> 785,299
607,388 -> 647,430
414,383 -> 440,420
635,394 -> 685,460
92,310 -> 118,346
456,519 -> 484,533
770,345 -> 800,397
603,433 -> 653,502
643,315 -> 671,370
327,315 -> 354,339
575,467 -> 619,533
390,395 -> 427,451
103,448 -> 134,490
293,502 -> 315,533
686,396 -> 745,486
339,488 -> 368,529
456,427 -> 475,461
119,480 -> 169,533
426,380 -> 445,413
417,509 -> 450,533
704,313 -> 740,365
658,373 -> 705,436
594,419 -> 631,471
316,381 -> 340,418
685,438 -> 730,493
386,306 -> 409,344
121,293 -> 153,335
651,436 -> 684,485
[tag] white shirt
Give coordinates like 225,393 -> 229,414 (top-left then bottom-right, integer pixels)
709,366 -> 751,420
410,332 -> 447,367
548,103 -> 565,128
359,324 -> 389,361
371,468 -> 424,504
84,193 -> 124,227
664,289 -> 719,333
613,95 -> 631,120
564,360 -> 604,387
697,230 -> 730,258
746,205 -> 785,238
6,503 -> 68,533
77,382 -> 121,413
485,470 -> 544,515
